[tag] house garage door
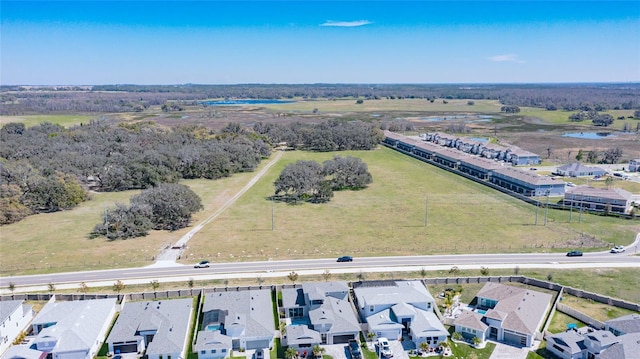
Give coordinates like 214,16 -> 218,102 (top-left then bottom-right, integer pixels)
114,344 -> 138,354
503,332 -> 526,347
332,334 -> 355,344
246,339 -> 271,350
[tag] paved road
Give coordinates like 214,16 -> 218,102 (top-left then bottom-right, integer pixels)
2,238 -> 638,293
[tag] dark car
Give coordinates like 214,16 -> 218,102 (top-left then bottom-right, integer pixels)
566,250 -> 583,257
337,256 -> 353,262
348,339 -> 362,359
194,260 -> 210,268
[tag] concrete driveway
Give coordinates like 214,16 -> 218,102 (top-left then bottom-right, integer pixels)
323,343 -> 349,359
488,341 -> 530,359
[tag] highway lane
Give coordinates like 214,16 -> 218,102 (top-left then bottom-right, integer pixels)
2,250 -> 638,289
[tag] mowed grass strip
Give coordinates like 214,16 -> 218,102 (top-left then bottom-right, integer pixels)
180,147 -> 639,263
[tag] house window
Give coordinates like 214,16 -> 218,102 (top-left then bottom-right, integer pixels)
370,306 -> 375,312
212,350 -> 216,353
222,349 -> 227,353
201,351 -> 206,355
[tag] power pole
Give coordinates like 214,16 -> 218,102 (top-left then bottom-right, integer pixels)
271,199 -> 275,231
544,190 -> 550,226
569,193 -> 574,223
535,199 -> 539,225
425,195 -> 429,227
579,192 -> 583,223
104,207 -> 109,238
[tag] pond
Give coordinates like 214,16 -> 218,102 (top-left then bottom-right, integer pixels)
200,99 -> 296,106
561,132 -> 616,139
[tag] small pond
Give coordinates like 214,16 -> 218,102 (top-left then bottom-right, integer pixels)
561,132 -> 616,139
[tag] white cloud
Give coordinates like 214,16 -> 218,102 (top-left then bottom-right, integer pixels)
320,20 -> 372,27
488,54 -> 525,63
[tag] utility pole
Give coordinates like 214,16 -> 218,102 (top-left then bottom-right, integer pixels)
104,207 -> 109,238
425,195 -> 429,227
544,190 -> 550,226
535,198 -> 539,225
579,192 -> 583,223
271,199 -> 275,231
569,193 -> 574,223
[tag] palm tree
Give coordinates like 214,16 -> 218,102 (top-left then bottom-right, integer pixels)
367,332 -> 376,343
419,341 -> 429,354
312,345 -> 325,358
285,347 -> 298,359
473,336 -> 482,347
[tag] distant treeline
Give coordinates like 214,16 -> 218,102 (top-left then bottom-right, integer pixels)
0,120 -> 382,225
1,83 -> 638,115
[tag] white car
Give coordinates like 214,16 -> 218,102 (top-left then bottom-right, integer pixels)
610,245 -> 625,253
377,338 -> 393,358
194,260 -> 211,268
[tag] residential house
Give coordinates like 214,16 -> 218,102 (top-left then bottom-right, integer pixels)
629,159 -> 640,172
106,298 -> 193,359
193,331 -> 233,359
0,300 -> 34,356
545,330 -> 586,359
583,330 -> 620,357
563,187 -> 640,214
353,280 -> 447,349
280,282 -> 360,347
489,167 -> 566,197
455,283 -> 552,348
283,325 -> 321,352
556,163 -> 606,178
596,332 -> 640,359
453,310 -> 489,343
196,289 -> 274,354
29,298 -> 117,359
605,313 -> 640,336
2,345 -> 47,359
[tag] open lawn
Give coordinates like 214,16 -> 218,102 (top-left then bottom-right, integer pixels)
547,311 -> 587,334
2,147 -> 638,275
180,147 -> 639,264
559,293 -> 639,322
261,98 -> 503,114
0,114 -> 96,127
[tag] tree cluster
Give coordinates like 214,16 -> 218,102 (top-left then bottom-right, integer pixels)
274,156 -> 372,203
90,183 -> 203,240
579,147 -> 624,164
500,105 -> 521,113
568,111 -> 614,126
0,120 -> 269,224
3,83 -> 638,115
254,120 -> 383,152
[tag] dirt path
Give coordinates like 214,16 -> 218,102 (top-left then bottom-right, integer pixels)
151,150 -> 284,265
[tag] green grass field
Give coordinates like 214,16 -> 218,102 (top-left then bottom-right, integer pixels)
261,98 -> 503,114
0,114 -> 96,127
2,147 -> 638,275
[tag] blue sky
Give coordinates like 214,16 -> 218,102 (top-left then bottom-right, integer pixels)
2,1 -> 639,85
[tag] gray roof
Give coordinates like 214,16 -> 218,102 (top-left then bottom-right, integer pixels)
308,296 -> 360,334
0,300 -> 24,323
107,298 -> 193,355
598,332 -> 640,359
557,163 -> 606,175
476,283 -> 551,335
33,298 -> 116,354
2,345 -> 47,359
408,308 -> 448,338
286,325 -> 321,345
202,289 -> 274,338
586,330 -> 619,347
366,309 -> 403,331
193,330 -> 232,352
354,280 -> 434,308
545,330 -> 586,354
607,313 -> 640,335
302,282 -> 349,301
282,288 -> 306,309
492,166 -> 559,186
454,310 -> 488,332
565,186 -> 634,201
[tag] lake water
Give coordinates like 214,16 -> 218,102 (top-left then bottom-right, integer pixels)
470,137 -> 489,143
201,99 -> 296,105
562,132 -> 616,139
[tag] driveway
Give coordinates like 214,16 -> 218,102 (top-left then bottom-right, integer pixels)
323,343 -> 349,359
488,341 -> 530,359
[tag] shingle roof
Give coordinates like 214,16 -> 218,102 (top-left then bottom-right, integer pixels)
565,187 -> 634,201
606,314 -> 640,335
366,309 -> 403,331
282,288 -> 306,309
407,308 -> 448,338
453,310 -> 488,332
202,290 -> 274,338
193,330 -> 232,352
354,281 -> 434,308
285,325 -> 321,345
598,332 -> 640,359
309,296 -> 360,334
107,298 -> 193,355
557,163 -> 606,174
476,283 -> 551,335
545,331 -> 586,354
2,345 -> 47,359
586,330 -> 619,346
32,298 -> 116,354
0,300 -> 23,323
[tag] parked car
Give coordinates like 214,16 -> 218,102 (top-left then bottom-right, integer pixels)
194,260 -> 210,268
348,339 -> 362,359
610,245 -> 625,253
254,349 -> 264,359
377,338 -> 393,358
337,256 -> 353,262
566,250 -> 583,257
